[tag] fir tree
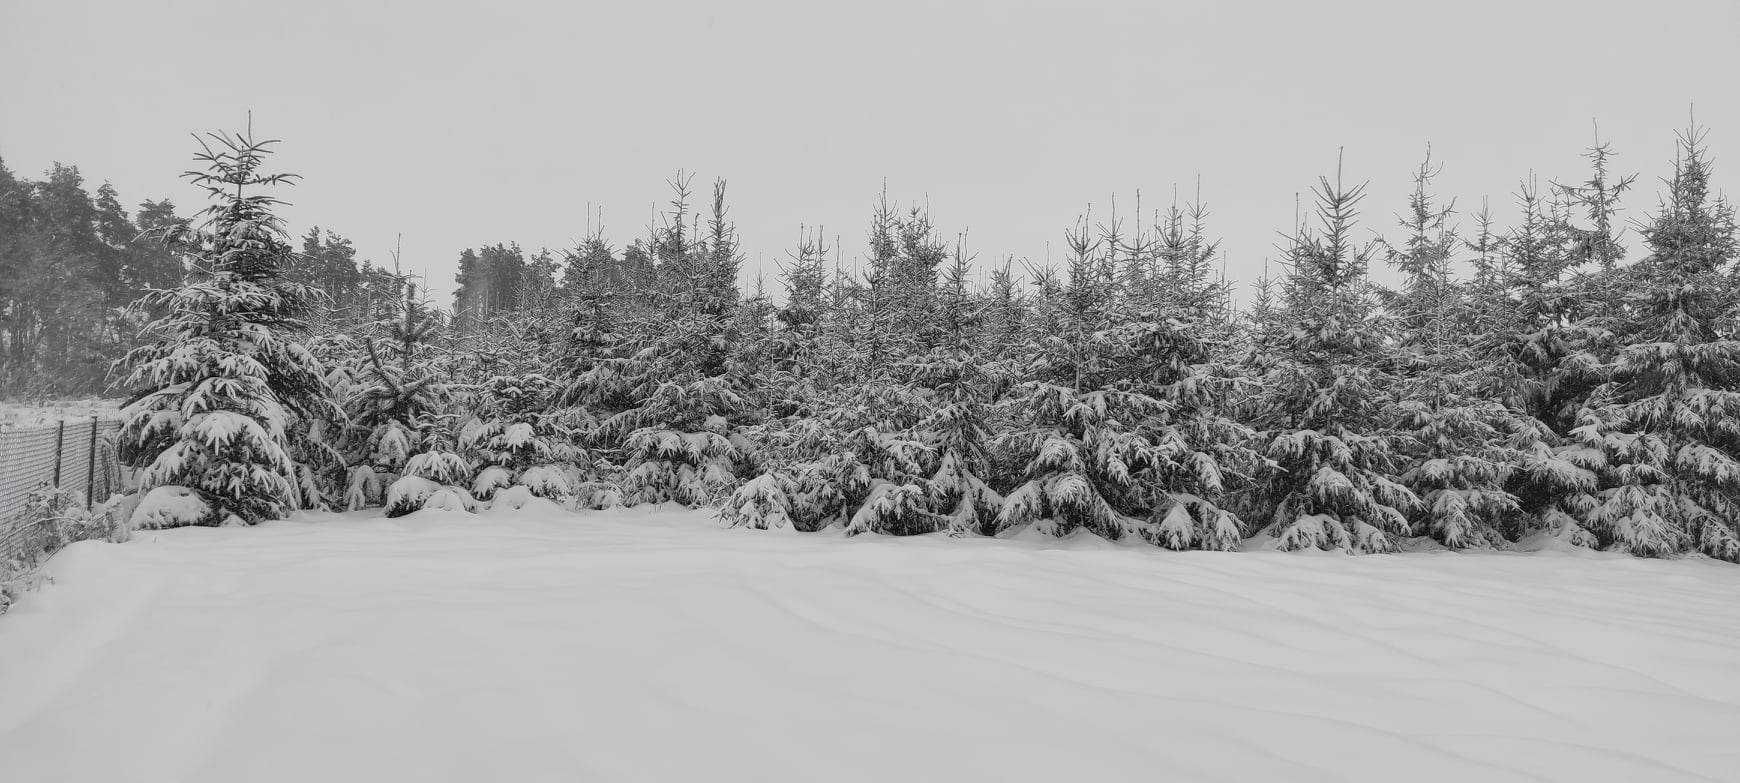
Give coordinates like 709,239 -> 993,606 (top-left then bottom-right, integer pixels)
341,281 -> 448,509
1382,149 -> 1524,547
1112,315 -> 1257,550
997,207 -> 1251,547
1555,125 -> 1638,276
614,377 -> 747,506
116,128 -> 336,524
1489,176 -> 1609,545
1255,156 -> 1419,553
904,242 -> 1005,535
1579,122 -> 1740,559
461,373 -> 584,501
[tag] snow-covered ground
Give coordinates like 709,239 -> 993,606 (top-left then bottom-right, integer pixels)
2,507 -> 1738,782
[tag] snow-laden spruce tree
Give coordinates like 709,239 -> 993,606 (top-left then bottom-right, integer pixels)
1492,180 -> 1609,434
611,376 -> 747,506
779,370 -> 939,538
1577,123 -> 1740,559
717,236 -> 830,532
725,225 -> 947,535
554,291 -> 620,409
460,373 -> 584,500
385,412 -> 475,517
1110,315 -> 1258,550
342,281 -> 449,509
910,353 -> 1002,535
996,218 -> 1143,540
116,128 -> 337,525
1380,150 -> 1524,547
749,374 -> 929,533
719,472 -> 797,531
905,242 -> 1004,536
556,300 -> 650,472
997,202 -> 1256,548
1479,177 -> 1610,546
996,378 -> 1161,541
1253,159 -> 1419,553
741,375 -> 918,537
993,218 -> 1173,543
1149,192 -> 1227,321
547,289 -> 641,508
828,404 -> 936,536
1556,127 -> 1639,295
979,259 -> 1027,363
749,227 -> 831,421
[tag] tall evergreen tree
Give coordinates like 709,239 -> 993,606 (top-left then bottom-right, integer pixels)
116,128 -> 336,523
1579,122 -> 1740,559
1382,151 -> 1524,547
1254,156 -> 1419,552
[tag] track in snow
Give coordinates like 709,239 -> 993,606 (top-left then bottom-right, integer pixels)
2,507 -> 1737,782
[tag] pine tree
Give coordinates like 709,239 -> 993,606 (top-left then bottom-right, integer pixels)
461,373 -> 583,501
1255,156 -> 1419,553
520,248 -> 561,312
560,231 -> 618,299
776,228 -> 828,344
295,228 -> 365,324
995,215 -> 1153,541
1152,190 -> 1227,321
1112,315 -> 1257,550
1555,126 -> 1638,277
341,281 -> 448,509
116,128 -> 336,524
613,377 -> 747,506
385,409 -> 475,517
719,472 -> 798,531
646,174 -> 736,379
996,381 -> 1165,541
1381,150 -> 1524,547
92,182 -> 135,310
1579,122 -> 1740,559
452,247 -> 490,330
19,164 -> 110,391
1242,263 -> 1284,353
904,240 -> 1004,535
484,243 -> 528,314
891,205 -> 950,352
557,292 -> 641,437
1119,200 -> 1256,549
1489,176 -> 1608,545
830,408 -> 934,535
996,206 -> 1250,546
701,179 -> 744,317
769,372 -> 928,533
128,199 -> 189,290
981,257 -> 1026,360
1462,198 -> 1515,351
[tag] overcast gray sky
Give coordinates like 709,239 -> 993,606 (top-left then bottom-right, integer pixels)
4,0 -> 1737,303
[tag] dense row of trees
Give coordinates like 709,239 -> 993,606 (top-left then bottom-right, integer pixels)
106,120 -> 1740,561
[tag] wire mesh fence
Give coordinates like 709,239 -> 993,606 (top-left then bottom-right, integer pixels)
0,417 -> 127,568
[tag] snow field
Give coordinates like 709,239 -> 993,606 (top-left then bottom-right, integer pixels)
1,506 -> 1738,782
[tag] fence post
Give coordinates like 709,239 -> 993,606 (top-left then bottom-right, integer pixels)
52,420 -> 66,487
86,416 -> 99,509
